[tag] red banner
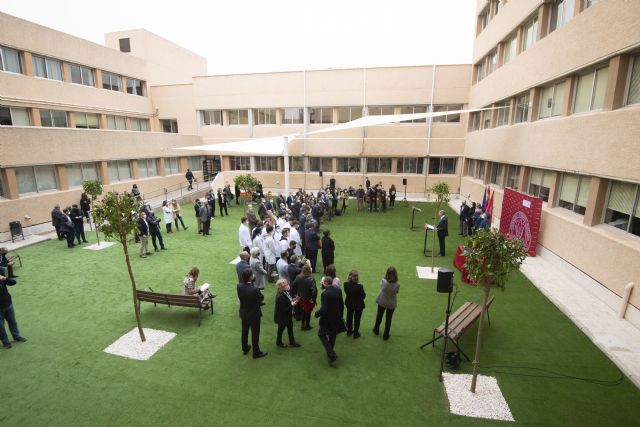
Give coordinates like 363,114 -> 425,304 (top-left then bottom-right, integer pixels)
499,188 -> 542,257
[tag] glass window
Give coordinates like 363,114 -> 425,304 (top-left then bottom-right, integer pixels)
367,106 -> 394,116
138,159 -> 158,178
495,101 -> 511,126
490,163 -> 503,185
549,0 -> 575,34
337,106 -> 364,123
66,163 -> 99,187
475,61 -> 485,83
397,158 -> 424,174
256,156 -> 277,171
604,181 -> 640,236
75,113 -> 99,129
337,158 -> 361,173
488,50 -> 498,74
201,110 -> 222,126
107,115 -> 126,130
464,159 -> 475,177
365,158 -> 391,174
585,0 -> 598,7
522,17 -> 538,52
309,157 -> 333,172
108,160 -> 132,182
230,156 -> 251,171
0,45 -> 22,74
69,63 -> 95,86
15,165 -> 57,194
539,82 -> 566,119
309,107 -> 333,124
0,106 -> 30,126
470,112 -> 481,131
102,71 -> 122,91
289,157 -> 305,172
188,156 -> 203,171
131,118 -> 149,131
429,158 -> 457,175
165,157 -> 180,175
32,55 -> 63,81
515,93 -> 530,123
479,10 -> 489,31
126,78 -> 144,96
0,106 -> 10,126
228,109 -> 249,125
558,173 -> 591,214
574,66 -> 609,113
40,109 -> 68,128
283,108 -> 304,124
252,109 -> 276,125
399,105 -> 428,123
503,34 -> 517,65
506,165 -> 521,190
161,119 -> 178,133
492,0 -> 500,16
482,111 -> 492,129
528,168 -> 553,202
0,174 -> 4,198
475,161 -> 486,180
433,105 -> 462,123
626,55 -> 640,105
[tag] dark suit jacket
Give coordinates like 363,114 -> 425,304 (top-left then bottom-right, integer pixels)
315,286 -> 344,331
305,229 -> 320,251
274,292 -> 293,325
237,282 -> 263,321
437,215 -> 449,237
236,260 -> 250,282
137,218 -> 150,236
60,214 -> 75,233
344,280 -> 366,310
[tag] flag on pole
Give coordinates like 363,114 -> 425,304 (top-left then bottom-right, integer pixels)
486,188 -> 494,218
481,186 -> 488,210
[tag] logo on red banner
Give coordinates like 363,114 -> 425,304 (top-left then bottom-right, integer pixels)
499,188 -> 542,256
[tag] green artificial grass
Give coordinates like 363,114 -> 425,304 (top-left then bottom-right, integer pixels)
2,200 -> 640,426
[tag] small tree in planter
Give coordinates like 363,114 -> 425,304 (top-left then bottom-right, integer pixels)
82,180 -> 103,245
464,228 -> 526,392
233,174 -> 262,211
428,182 -> 450,272
92,191 -> 146,342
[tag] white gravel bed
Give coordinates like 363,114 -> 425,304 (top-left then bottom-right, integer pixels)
442,373 -> 514,422
104,328 -> 176,360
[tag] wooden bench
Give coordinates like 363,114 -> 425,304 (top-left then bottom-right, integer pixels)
420,296 -> 495,361
135,288 -> 215,326
7,252 -> 22,268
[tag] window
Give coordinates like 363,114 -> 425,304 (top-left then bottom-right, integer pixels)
503,34 -> 517,65
464,159 -> 475,177
107,115 -> 126,130
230,156 -> 251,171
488,50 -> 498,74
0,45 -> 22,73
429,158 -> 457,175
69,63 -> 95,87
252,109 -> 276,125
32,55 -> 62,81
0,174 -> 4,198
283,108 -> 303,124
337,106 -> 364,123
522,17 -> 538,52
482,111 -> 492,129
15,165 -> 57,194
475,61 -> 485,83
161,119 -> 178,133
573,66 -> 608,113
506,165 -> 521,189
604,181 -> 640,236
66,163 -> 99,187
528,168 -> 552,202
397,158 -> 424,174
475,161 -> 486,180
433,105 -> 462,123
165,157 -> 180,175
102,71 -> 122,91
626,55 -> 640,105
585,0 -> 598,7
479,10 -> 489,32
255,156 -> 277,171
108,160 -> 132,182
515,94 -> 530,123
367,106 -> 394,116
138,159 -> 158,178
75,113 -> 99,129
188,156 -> 203,171
399,105 -> 428,123
289,157 -> 305,172
228,109 -> 249,125
492,0 -> 500,16
470,112 -> 481,131
40,109 -> 68,128
126,78 -> 144,96
496,101 -> 511,127
0,106 -> 31,126
558,173 -> 591,214
309,107 -> 333,124
490,163 -> 503,186
309,157 -> 333,172
130,118 -> 149,131
337,158 -> 361,173
119,38 -> 131,53
539,82 -> 565,119
549,0 -> 575,34
201,110 -> 223,126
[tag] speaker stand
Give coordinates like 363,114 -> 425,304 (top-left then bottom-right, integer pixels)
402,184 -> 408,206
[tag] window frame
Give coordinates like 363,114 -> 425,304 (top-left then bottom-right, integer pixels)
230,156 -> 251,171
164,157 -> 180,175
337,157 -> 361,173
538,81 -> 566,119
603,180 -> 640,236
283,108 -> 304,124
521,17 -> 538,52
108,160 -> 132,182
433,104 -> 462,123
137,158 -> 159,178
528,168 -> 552,202
625,55 -> 640,106
515,93 -> 530,123
308,107 -> 333,124
75,112 -> 100,129
201,110 -> 223,126
367,106 -> 395,116
126,78 -> 144,96
397,157 -> 425,174
495,101 -> 511,127
255,156 -> 278,171
32,54 -> 63,81
557,173 -> 591,215
399,105 -> 428,123
40,109 -> 69,128
428,157 -> 457,175
15,165 -> 58,195
573,66 -> 609,113
228,109 -> 249,126
0,45 -> 23,74
69,63 -> 95,87
309,157 -> 333,173
102,71 -> 123,92
337,106 -> 364,123
252,108 -> 277,126
161,119 -> 179,133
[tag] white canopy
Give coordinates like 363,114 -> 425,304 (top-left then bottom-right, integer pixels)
173,135 -> 292,156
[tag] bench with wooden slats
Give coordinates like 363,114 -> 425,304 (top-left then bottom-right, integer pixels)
426,296 -> 495,361
136,288 -> 214,326
7,252 -> 22,268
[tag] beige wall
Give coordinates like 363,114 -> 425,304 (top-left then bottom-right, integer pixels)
149,85 -> 198,134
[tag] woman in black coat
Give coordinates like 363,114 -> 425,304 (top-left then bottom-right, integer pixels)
274,279 -> 301,348
344,270 -> 366,338
293,264 -> 317,330
321,229 -> 335,272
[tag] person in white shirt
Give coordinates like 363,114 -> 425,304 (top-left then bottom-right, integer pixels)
239,217 -> 252,252
279,228 -> 290,254
162,200 -> 174,233
289,221 -> 303,257
264,225 -> 278,283
252,227 -> 265,266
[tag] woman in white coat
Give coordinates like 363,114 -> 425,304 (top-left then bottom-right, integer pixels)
162,200 -> 174,233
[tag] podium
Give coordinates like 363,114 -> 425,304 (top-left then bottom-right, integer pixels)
423,223 -> 434,256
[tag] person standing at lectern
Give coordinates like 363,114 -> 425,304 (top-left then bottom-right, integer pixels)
436,210 -> 448,257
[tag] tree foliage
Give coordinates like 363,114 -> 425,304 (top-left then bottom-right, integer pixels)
233,174 -> 262,193
83,180 -> 103,201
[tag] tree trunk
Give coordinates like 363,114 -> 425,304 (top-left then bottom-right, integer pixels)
92,198 -> 101,246
470,288 -> 490,392
431,202 -> 440,272
122,236 -> 145,342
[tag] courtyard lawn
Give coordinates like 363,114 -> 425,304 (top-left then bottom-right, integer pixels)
2,200 -> 639,426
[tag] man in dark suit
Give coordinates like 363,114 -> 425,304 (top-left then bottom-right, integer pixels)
237,268 -> 267,359
459,201 -> 470,236
436,209 -> 449,257
70,204 -> 88,245
147,212 -> 166,252
137,212 -> 152,258
315,276 -> 345,366
51,205 -> 65,240
304,224 -> 320,273
60,208 -> 76,248
1,274 -> 27,349
235,251 -> 250,283
200,201 -> 211,236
